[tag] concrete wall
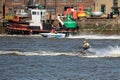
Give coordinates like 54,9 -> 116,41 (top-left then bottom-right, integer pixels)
76,17 -> 120,35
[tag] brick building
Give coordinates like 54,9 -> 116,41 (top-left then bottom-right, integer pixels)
0,0 -> 94,19
1,0 -> 120,19
39,0 -> 95,15
4,0 -> 26,15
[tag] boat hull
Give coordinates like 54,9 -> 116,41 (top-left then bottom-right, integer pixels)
40,33 -> 66,38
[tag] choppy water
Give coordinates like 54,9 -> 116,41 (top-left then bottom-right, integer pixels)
0,34 -> 120,80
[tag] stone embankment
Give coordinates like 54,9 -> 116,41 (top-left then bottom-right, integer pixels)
77,17 -> 120,35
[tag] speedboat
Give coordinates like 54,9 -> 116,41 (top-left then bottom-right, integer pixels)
40,33 -> 66,38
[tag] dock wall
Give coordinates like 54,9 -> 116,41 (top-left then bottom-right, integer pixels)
76,18 -> 120,35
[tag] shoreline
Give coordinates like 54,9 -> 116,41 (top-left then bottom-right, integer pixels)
0,17 -> 120,35
0,26 -> 120,35
78,29 -> 120,35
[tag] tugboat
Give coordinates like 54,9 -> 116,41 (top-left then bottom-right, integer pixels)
5,4 -> 51,34
5,4 -> 78,36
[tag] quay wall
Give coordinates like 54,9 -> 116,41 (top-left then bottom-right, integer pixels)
76,18 -> 120,35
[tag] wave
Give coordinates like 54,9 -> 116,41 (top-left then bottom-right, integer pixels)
87,46 -> 120,57
68,34 -> 120,39
0,50 -> 72,56
0,34 -> 43,38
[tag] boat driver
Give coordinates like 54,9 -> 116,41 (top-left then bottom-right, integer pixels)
51,29 -> 57,34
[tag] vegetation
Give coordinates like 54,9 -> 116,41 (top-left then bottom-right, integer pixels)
0,24 -> 6,34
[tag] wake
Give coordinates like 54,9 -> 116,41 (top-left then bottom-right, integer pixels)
0,46 -> 120,58
86,46 -> 120,58
98,46 -> 120,57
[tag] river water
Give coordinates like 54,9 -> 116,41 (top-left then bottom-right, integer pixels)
0,34 -> 120,80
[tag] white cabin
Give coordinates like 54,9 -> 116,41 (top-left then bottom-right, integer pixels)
29,9 -> 47,30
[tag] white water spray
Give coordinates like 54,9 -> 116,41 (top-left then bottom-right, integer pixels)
88,46 -> 120,57
68,34 -> 120,39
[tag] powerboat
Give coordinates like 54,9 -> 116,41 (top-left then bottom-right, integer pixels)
40,32 -> 66,38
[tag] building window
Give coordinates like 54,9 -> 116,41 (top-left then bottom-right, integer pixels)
47,7 -> 55,13
14,7 -> 18,14
46,0 -> 54,2
76,0 -> 83,2
61,0 -> 68,2
14,0 -> 20,2
113,0 -> 118,6
112,8 -> 119,14
113,0 -> 119,14
101,4 -> 106,13
8,8 -> 13,15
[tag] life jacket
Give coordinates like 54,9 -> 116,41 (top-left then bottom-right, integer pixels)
83,43 -> 90,50
51,29 -> 57,34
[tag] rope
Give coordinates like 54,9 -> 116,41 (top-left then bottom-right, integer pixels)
96,18 -> 119,35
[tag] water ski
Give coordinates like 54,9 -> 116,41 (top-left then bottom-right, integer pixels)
73,50 -> 94,56
73,50 -> 87,56
80,51 -> 87,55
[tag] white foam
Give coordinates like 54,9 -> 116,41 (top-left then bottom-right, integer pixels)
0,50 -> 73,56
103,46 -> 120,57
88,46 -> 120,57
0,46 -> 120,58
0,34 -> 42,37
68,34 -> 120,39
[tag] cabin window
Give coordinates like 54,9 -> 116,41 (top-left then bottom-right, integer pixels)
32,11 -> 36,15
37,12 -> 39,15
